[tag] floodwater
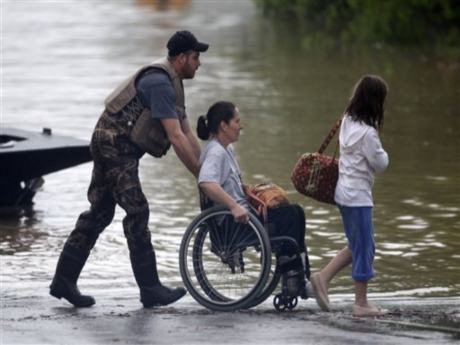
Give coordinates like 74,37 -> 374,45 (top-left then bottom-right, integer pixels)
1,0 -> 459,307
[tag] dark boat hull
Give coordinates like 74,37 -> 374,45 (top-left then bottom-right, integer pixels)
0,128 -> 92,182
0,128 -> 92,207
1,145 -> 92,182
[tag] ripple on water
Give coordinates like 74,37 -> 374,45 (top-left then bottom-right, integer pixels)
402,252 -> 419,257
397,223 -> 429,230
402,198 -> 424,207
431,213 -> 457,218
380,242 -> 413,250
307,218 -> 329,224
396,215 -> 429,230
308,255 -> 322,261
312,230 -> 343,238
311,209 -> 331,215
369,286 -> 451,298
425,175 -> 449,182
105,233 -> 126,246
395,215 -> 415,221
414,241 -> 446,248
377,249 -> 405,256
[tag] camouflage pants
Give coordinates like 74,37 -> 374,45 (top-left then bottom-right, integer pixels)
66,112 -> 152,255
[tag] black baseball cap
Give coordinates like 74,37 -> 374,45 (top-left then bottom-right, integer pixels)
167,30 -> 209,57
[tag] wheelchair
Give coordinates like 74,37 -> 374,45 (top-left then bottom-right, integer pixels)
179,194 -> 309,312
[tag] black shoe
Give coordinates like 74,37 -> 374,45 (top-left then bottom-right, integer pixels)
285,269 -> 308,299
140,284 -> 186,308
50,276 -> 95,308
298,281 -> 309,300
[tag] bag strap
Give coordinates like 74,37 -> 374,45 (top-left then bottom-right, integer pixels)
243,185 -> 268,225
318,117 -> 342,154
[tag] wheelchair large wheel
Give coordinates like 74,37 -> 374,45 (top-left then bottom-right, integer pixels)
180,205 -> 271,311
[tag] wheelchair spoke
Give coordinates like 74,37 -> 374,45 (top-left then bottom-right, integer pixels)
208,222 -> 224,253
227,221 -> 244,248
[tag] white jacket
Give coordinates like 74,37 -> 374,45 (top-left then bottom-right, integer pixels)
334,115 -> 389,206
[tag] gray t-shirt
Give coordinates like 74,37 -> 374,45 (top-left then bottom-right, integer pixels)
136,71 -> 183,120
198,138 -> 250,209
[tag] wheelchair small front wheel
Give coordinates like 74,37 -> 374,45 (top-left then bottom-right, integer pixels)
273,293 -> 298,312
179,205 -> 271,311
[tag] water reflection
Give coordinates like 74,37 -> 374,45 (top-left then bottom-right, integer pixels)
136,0 -> 190,11
1,0 -> 459,300
0,206 -> 43,255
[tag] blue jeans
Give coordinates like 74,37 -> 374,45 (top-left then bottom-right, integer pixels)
338,205 -> 375,281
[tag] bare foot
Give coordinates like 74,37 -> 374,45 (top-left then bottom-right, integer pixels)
352,304 -> 388,317
311,273 -> 330,312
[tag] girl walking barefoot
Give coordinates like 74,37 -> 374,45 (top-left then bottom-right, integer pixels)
311,75 -> 389,317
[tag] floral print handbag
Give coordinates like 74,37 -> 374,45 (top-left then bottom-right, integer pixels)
291,118 -> 342,205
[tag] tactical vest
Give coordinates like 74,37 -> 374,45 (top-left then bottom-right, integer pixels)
104,58 -> 185,157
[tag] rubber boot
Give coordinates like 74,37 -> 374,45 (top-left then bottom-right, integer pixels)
50,244 -> 95,307
130,250 -> 186,308
279,254 -> 308,299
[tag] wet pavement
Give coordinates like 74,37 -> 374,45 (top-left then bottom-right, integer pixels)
3,292 -> 459,345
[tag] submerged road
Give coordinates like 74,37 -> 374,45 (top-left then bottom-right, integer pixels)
3,292 -> 459,345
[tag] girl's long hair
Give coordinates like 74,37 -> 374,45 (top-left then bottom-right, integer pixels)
345,75 -> 388,130
197,101 -> 236,140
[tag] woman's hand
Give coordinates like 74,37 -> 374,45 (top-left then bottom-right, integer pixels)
199,182 -> 250,223
230,204 -> 249,224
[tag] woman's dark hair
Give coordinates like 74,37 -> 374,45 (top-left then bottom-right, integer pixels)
197,101 -> 236,140
345,75 -> 388,130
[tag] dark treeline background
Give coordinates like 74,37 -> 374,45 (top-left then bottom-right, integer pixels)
256,0 -> 460,48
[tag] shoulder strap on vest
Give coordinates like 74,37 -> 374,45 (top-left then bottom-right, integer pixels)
104,65 -> 151,114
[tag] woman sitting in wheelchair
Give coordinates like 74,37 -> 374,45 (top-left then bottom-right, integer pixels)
197,101 -> 312,304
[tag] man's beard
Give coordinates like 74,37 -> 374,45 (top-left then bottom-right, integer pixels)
183,66 -> 196,79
